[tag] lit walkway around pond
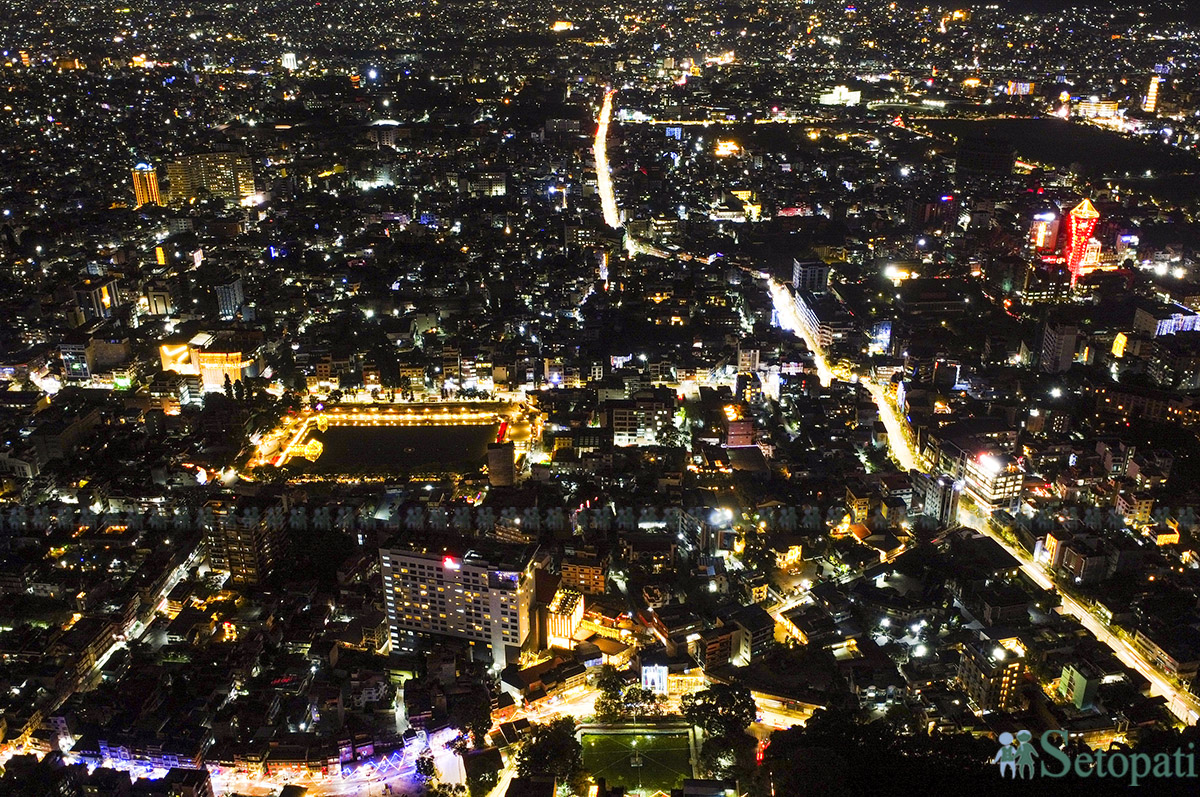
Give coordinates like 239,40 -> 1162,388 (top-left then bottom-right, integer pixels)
254,403 -> 530,468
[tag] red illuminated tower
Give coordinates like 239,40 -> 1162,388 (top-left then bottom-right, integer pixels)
1063,199 -> 1099,284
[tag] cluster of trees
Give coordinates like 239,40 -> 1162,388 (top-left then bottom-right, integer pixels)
515,716 -> 589,795
592,665 -> 666,723
761,707 -> 996,796
446,684 -> 494,749
681,683 -> 758,782
681,683 -> 757,738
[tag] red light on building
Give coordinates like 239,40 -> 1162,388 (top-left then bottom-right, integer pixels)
443,556 -> 460,570
1063,199 -> 1099,285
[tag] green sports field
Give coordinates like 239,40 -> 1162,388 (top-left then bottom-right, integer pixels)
581,732 -> 693,795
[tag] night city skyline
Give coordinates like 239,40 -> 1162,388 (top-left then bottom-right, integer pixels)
3,1 -> 1200,795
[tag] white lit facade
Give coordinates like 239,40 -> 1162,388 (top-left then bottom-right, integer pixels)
380,547 -> 534,667
963,453 -> 1024,513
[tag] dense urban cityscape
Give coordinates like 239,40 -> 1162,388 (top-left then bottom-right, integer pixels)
3,0 -> 1200,794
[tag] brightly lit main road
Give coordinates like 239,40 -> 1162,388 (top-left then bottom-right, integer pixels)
956,500 -> 1200,725
766,279 -> 833,386
595,89 -> 622,230
764,277 -> 1200,725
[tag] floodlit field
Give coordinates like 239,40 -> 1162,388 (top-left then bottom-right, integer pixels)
581,732 -> 692,795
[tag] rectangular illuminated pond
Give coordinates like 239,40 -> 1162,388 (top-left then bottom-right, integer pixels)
305,424 -> 499,472
580,731 -> 693,795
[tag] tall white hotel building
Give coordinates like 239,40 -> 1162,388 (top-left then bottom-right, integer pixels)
379,543 -> 537,668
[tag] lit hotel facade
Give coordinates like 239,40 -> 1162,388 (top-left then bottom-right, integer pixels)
379,545 -> 536,668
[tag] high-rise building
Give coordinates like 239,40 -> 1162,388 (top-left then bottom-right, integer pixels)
602,388 -> 675,446
167,153 -> 255,203
441,344 -> 461,390
1063,199 -> 1100,284
724,604 -> 776,666
917,473 -> 960,528
74,278 -> 122,321
465,172 -> 507,197
379,544 -> 537,667
1059,662 -> 1100,710
958,641 -> 1026,712
487,441 -> 516,487
145,280 -> 176,316
281,52 -> 299,71
131,163 -> 162,207
59,337 -> 95,381
963,453 -> 1024,513
1143,76 -> 1162,114
736,344 -> 760,373
792,258 -> 830,293
1040,322 -> 1079,374
166,162 -> 197,202
1028,210 -> 1060,253
561,551 -> 608,595
215,274 -> 244,320
206,509 -> 285,586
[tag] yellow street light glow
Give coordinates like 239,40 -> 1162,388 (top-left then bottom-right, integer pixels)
595,90 -> 622,229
